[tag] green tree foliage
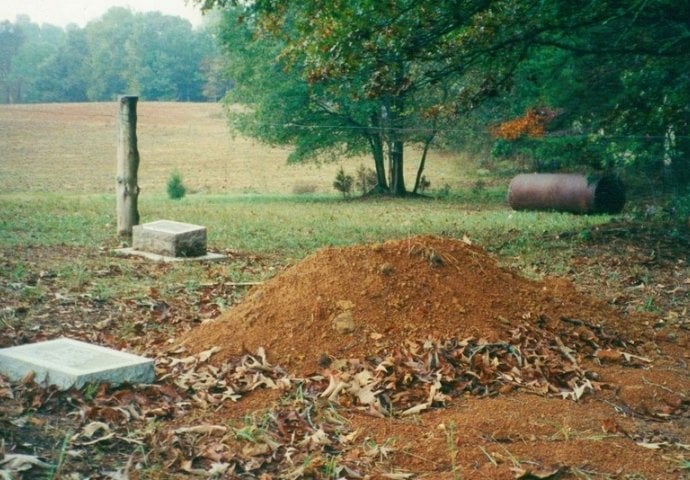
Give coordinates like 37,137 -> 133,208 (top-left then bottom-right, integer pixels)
33,27 -> 90,102
0,8 -> 223,103
333,166 -> 353,198
202,0 -> 690,195
482,1 -> 690,190
9,18 -> 65,103
84,7 -> 134,100
124,12 -> 215,101
206,1 -> 514,196
0,20 -> 25,103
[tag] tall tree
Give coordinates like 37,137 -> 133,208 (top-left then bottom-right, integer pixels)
0,20 -> 25,103
84,8 -> 135,100
204,0 -> 519,196
484,0 -> 690,189
202,0 -> 690,194
124,12 -> 214,101
33,26 -> 89,102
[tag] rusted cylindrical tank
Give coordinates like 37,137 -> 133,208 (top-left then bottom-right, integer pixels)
508,173 -> 625,214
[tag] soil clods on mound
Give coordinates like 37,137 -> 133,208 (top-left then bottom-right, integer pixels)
180,235 -> 647,377
173,235 -> 689,477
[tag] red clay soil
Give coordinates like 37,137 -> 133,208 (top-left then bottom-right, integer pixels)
179,235 -> 690,478
182,235 -> 653,374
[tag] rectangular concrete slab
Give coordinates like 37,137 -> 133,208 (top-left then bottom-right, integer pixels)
114,248 -> 225,263
133,220 -> 207,257
0,338 -> 155,390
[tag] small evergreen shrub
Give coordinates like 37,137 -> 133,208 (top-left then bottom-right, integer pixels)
167,171 -> 186,200
333,166 -> 353,198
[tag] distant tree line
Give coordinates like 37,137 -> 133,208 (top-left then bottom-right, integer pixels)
0,7 -> 230,103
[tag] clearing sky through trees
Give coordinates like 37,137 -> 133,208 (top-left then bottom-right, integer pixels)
0,0 -> 203,28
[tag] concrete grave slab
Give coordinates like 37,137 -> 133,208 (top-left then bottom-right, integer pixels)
133,220 -> 207,257
115,247 -> 225,263
0,338 -> 155,390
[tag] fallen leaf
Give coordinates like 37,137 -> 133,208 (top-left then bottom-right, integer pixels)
173,425 -> 228,435
601,418 -> 618,434
512,465 -> 565,479
198,346 -> 221,363
595,349 -> 622,363
301,427 -> 332,449
207,463 -> 232,476
636,442 -> 663,450
79,421 -> 111,438
381,472 -> 414,479
401,403 -> 428,416
621,352 -> 652,364
0,453 -> 53,471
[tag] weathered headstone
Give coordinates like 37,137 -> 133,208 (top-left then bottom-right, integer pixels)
133,220 -> 207,257
0,338 -> 155,390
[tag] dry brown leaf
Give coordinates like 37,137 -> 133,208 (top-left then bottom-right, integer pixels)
381,472 -> 414,479
401,403 -> 428,416
207,462 -> 233,476
173,425 -> 228,435
595,349 -> 622,362
20,371 -> 35,385
621,352 -> 652,364
0,453 -> 53,471
636,442 -> 663,450
601,418 -> 618,434
301,428 -> 332,449
197,346 -> 221,363
512,465 -> 564,479
242,443 -> 272,457
320,374 -> 346,401
78,421 -> 111,438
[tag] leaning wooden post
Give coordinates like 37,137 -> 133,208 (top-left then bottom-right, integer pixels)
116,95 -> 141,239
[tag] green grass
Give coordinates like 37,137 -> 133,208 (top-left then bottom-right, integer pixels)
0,190 -> 616,281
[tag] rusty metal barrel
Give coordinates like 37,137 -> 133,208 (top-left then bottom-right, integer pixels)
508,173 -> 625,214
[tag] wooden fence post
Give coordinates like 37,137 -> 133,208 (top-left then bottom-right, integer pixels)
116,95 -> 140,239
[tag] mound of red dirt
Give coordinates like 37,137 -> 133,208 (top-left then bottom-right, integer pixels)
174,235 -> 689,477
180,235 -> 648,376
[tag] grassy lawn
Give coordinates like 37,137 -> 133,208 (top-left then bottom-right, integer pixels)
0,191 -> 614,263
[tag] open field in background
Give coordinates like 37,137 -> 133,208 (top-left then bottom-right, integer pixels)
0,102 -> 481,196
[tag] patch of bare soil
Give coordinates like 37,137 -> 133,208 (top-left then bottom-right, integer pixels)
1,230 -> 689,479
176,235 -> 689,478
183,236 -> 655,372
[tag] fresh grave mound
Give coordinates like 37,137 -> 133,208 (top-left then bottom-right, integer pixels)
180,235 -> 644,378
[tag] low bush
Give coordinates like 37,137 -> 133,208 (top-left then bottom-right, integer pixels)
167,171 -> 187,200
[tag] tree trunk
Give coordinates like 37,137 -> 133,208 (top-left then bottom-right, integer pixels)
116,95 -> 141,239
413,134 -> 435,194
389,140 -> 406,196
368,112 -> 388,192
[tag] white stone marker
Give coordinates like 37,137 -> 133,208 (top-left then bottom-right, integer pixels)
0,338 -> 155,390
133,220 -> 207,257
